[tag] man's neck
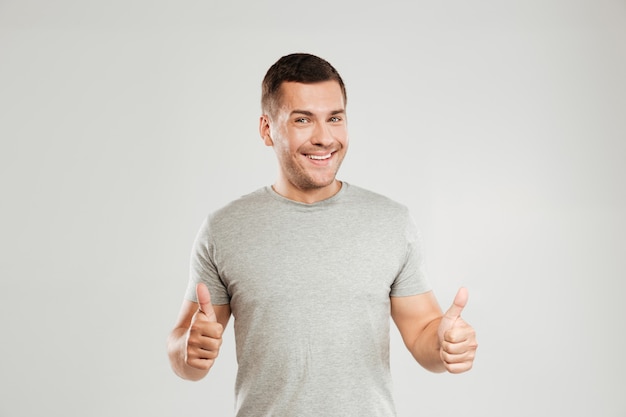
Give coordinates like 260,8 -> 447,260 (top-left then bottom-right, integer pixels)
271,180 -> 342,204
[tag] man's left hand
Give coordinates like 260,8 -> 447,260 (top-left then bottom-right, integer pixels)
437,287 -> 478,373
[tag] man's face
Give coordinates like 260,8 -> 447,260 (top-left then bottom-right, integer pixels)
260,80 -> 348,203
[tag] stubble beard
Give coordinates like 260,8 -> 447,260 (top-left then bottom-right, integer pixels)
288,152 -> 345,192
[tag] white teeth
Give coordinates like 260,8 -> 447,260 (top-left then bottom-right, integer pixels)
307,153 -> 332,160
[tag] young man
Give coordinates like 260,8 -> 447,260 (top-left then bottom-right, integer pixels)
167,53 -> 478,416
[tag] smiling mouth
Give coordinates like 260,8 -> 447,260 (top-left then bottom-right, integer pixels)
306,153 -> 333,160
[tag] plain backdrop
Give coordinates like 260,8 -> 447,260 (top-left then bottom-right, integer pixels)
1,0 -> 625,416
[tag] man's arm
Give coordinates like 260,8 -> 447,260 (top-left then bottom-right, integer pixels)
167,283 -> 231,381
390,288 -> 477,374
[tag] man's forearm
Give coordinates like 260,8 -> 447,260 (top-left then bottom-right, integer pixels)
410,318 -> 446,373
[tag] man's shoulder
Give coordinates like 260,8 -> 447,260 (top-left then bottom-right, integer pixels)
343,183 -> 408,212
210,187 -> 270,217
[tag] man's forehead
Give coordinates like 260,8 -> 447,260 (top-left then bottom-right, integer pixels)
278,81 -> 345,109
280,80 -> 341,90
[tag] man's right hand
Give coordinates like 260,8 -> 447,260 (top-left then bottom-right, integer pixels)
185,283 -> 224,370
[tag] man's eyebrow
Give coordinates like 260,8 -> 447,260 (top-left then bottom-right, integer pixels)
290,109 -> 346,116
290,110 -> 314,116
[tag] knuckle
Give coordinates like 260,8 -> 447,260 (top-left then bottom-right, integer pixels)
186,335 -> 198,349
446,361 -> 472,374
208,323 -> 224,338
190,359 -> 212,370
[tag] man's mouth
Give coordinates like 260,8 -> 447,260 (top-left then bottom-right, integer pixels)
306,153 -> 333,160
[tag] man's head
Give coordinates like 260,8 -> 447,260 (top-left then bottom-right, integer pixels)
259,53 -> 349,203
261,53 -> 347,118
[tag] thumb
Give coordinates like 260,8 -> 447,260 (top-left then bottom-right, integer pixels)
444,287 -> 468,322
196,282 -> 217,322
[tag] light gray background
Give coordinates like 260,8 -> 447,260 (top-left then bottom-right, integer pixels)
1,0 -> 625,416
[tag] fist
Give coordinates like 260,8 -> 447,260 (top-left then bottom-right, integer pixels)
185,283 -> 224,370
438,287 -> 478,374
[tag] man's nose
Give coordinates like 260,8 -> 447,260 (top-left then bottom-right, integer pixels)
311,122 -> 333,147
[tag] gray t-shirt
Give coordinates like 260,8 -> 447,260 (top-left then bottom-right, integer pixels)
186,183 -> 431,417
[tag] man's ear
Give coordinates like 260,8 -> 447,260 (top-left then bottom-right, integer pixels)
259,115 -> 273,146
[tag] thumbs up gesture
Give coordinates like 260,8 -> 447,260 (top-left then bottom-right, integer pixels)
185,283 -> 224,370
437,287 -> 478,374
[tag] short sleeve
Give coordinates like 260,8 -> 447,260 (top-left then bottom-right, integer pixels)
390,212 -> 432,297
184,216 -> 231,305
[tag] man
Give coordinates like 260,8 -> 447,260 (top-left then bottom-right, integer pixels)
167,53 -> 478,416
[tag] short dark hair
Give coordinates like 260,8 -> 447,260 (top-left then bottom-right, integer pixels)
261,53 -> 347,116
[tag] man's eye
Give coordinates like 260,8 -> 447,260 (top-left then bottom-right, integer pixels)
329,116 -> 342,123
295,118 -> 309,123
